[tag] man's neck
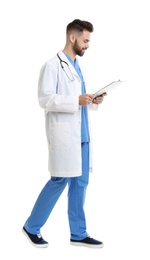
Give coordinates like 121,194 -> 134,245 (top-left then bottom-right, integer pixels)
63,46 -> 76,61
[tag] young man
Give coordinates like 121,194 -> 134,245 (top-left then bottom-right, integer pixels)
22,19 -> 106,248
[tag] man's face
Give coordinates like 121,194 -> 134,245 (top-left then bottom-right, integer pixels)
73,30 -> 91,56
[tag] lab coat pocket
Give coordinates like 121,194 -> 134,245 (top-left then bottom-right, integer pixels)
49,122 -> 71,149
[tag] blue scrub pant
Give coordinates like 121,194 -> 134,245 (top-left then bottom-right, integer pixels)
24,142 -> 89,240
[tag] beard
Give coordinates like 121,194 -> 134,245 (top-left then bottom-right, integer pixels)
73,40 -> 86,56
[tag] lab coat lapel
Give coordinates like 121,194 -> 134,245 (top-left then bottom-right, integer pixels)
59,51 -> 80,80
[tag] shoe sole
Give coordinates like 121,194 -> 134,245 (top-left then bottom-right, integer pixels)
70,241 -> 104,248
22,228 -> 49,248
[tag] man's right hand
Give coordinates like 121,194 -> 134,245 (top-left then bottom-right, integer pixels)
79,94 -> 94,106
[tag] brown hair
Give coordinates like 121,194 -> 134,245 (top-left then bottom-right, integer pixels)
66,19 -> 94,34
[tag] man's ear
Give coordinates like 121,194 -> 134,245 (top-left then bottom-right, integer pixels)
69,33 -> 76,43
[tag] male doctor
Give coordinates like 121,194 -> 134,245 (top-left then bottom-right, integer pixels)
22,19 -> 106,248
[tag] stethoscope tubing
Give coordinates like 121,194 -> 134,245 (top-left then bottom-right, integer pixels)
57,53 -> 75,81
57,53 -> 69,69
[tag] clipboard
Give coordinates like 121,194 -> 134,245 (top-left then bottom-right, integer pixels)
93,80 -> 124,99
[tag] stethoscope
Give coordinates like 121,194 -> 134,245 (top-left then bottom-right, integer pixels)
57,53 -> 76,81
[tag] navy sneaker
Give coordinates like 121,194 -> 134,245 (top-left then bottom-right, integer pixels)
70,236 -> 104,248
22,227 -> 49,248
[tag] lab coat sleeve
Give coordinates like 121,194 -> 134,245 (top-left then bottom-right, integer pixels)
89,103 -> 99,111
38,62 -> 79,113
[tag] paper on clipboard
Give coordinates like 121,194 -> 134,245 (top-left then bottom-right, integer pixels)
93,80 -> 124,99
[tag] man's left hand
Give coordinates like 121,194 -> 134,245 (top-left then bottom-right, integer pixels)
92,93 -> 107,104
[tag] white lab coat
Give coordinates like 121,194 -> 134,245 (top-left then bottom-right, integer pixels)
38,51 -> 98,177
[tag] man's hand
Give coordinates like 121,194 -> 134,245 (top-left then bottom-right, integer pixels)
79,94 -> 94,106
92,93 -> 107,104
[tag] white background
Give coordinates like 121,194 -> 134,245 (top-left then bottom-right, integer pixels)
0,0 -> 150,259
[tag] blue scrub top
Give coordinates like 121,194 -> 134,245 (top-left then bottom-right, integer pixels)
64,54 -> 90,143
